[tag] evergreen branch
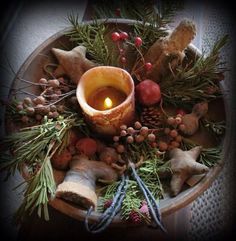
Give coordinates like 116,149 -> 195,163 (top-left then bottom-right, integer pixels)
161,35 -> 228,106
0,113 -> 86,222
66,15 -> 110,65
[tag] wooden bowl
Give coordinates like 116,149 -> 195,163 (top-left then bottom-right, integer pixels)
9,19 -> 227,225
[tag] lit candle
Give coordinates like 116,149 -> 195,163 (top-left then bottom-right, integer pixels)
76,66 -> 135,136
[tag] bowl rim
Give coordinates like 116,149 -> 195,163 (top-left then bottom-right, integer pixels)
11,18 -> 224,225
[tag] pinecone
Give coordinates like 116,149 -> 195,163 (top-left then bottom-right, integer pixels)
140,107 -> 162,128
129,210 -> 142,224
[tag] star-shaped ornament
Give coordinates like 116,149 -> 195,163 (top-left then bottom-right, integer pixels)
169,146 -> 209,196
51,45 -> 96,84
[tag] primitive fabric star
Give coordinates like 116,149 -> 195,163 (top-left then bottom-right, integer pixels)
169,146 -> 209,196
51,45 -> 96,84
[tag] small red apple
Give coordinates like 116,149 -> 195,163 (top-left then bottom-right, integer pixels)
135,79 -> 161,106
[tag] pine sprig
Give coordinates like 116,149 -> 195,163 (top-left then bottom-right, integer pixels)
66,15 -> 110,65
0,113 -> 86,222
161,35 -> 228,106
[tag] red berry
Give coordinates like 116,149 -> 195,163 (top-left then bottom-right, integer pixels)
104,199 -> 113,209
111,32 -> 120,42
135,79 -> 161,106
120,56 -> 127,64
144,62 -> 153,71
120,31 -> 129,40
134,37 -> 142,47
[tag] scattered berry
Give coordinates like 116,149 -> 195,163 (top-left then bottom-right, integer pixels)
144,62 -> 153,71
167,117 -> 175,126
120,130 -> 127,136
23,97 -> 33,106
135,135 -> 145,143
38,78 -> 47,85
175,116 -> 182,125
159,141 -> 168,151
113,136 -> 120,142
33,96 -> 46,105
111,32 -> 120,42
140,126 -> 149,136
120,124 -> 127,130
134,37 -> 142,47
120,31 -> 129,40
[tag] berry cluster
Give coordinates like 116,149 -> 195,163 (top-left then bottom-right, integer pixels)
14,77 -> 76,124
110,31 -> 152,71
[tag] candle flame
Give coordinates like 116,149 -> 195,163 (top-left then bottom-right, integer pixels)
104,97 -> 113,109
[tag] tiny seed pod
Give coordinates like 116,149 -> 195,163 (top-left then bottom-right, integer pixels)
158,141 -> 168,151
171,141 -> 180,148
52,111 -> 59,119
164,128 -> 171,135
126,135 -> 134,144
35,114 -> 43,121
120,130 -> 127,137
50,94 -> 59,100
26,107 -> 35,116
48,79 -> 60,88
175,116 -> 182,125
167,117 -> 175,126
33,96 -> 46,105
38,78 -> 48,85
135,135 -> 145,143
54,89 -> 62,96
21,115 -> 29,123
179,124 -> 186,132
169,129 -> 178,138
127,127 -> 135,135
175,135 -> 182,143
147,133 -> 156,142
23,97 -> 33,106
134,121 -> 142,129
16,104 -> 24,111
113,136 -> 120,142
140,126 -> 149,136
57,105 -> 65,113
50,105 -> 57,112
116,144 -> 125,153
120,124 -> 127,130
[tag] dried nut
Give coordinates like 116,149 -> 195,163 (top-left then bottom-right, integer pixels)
169,129 -> 178,138
159,141 -> 168,151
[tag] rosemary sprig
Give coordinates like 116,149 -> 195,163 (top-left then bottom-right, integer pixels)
161,35 -> 228,106
0,113 -> 86,222
66,15 -> 110,65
